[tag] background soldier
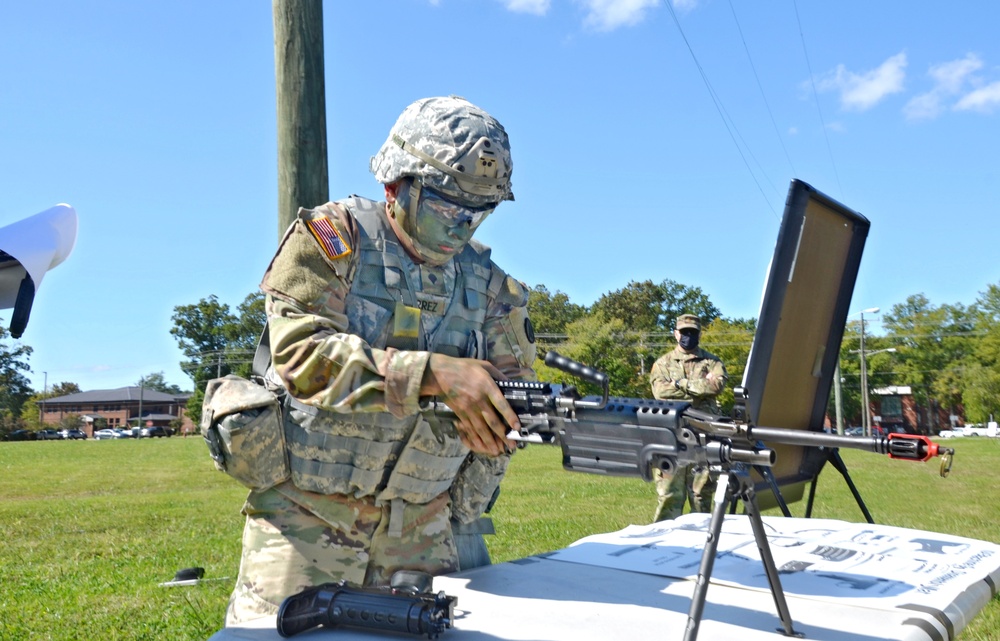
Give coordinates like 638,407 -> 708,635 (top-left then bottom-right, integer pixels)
649,313 -> 728,522
226,96 -> 536,624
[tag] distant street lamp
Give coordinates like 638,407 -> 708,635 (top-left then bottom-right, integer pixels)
861,347 -> 897,433
835,308 -> 882,436
40,371 -> 48,427
857,307 -> 880,438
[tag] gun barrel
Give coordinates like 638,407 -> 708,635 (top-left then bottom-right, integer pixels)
750,427 -> 944,462
750,427 -> 883,452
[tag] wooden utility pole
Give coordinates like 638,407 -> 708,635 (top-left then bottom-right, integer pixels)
273,0 -> 329,240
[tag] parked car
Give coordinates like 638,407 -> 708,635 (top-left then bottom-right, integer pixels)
4,429 -> 37,441
37,429 -> 62,440
93,429 -> 117,440
962,424 -> 990,437
112,428 -> 133,439
140,426 -> 170,438
59,428 -> 88,440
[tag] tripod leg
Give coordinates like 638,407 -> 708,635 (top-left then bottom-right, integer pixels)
755,463 -> 792,517
826,449 -> 875,524
743,489 -> 802,637
805,472 -> 819,518
683,472 -> 736,641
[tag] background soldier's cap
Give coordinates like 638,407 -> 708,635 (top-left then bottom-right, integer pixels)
676,314 -> 701,331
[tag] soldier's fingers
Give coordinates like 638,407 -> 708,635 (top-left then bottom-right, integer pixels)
479,407 -> 515,453
486,385 -> 521,434
454,421 -> 481,452
455,413 -> 501,456
477,360 -> 507,381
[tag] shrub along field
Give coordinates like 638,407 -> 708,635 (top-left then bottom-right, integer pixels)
1,436 -> 997,640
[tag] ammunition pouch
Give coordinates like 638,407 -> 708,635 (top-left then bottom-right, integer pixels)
449,452 -> 510,525
200,374 -> 290,491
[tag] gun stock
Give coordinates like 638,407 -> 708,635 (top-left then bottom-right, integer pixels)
276,580 -> 456,639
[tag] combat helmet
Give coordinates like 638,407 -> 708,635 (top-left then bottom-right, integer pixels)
370,96 -> 514,208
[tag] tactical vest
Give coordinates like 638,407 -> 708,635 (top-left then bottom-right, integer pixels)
283,196 -> 497,506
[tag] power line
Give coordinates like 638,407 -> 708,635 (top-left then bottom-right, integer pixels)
790,0 -> 844,198
660,0 -> 779,218
726,0 -> 797,177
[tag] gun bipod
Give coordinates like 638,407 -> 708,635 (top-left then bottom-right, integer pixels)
684,466 -> 803,641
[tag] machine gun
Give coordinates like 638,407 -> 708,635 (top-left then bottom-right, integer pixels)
276,571 -> 457,639
425,351 -> 953,484
423,350 -> 955,641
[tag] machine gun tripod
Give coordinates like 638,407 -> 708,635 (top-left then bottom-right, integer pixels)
685,465 -> 802,641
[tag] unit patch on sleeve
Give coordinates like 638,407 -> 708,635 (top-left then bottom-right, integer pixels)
306,216 -> 352,261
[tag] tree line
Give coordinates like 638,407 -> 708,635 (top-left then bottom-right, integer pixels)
3,279 -> 999,437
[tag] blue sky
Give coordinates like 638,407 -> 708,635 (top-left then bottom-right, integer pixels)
3,1 -> 999,393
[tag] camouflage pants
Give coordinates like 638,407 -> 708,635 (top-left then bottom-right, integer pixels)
225,483 -> 459,626
652,465 -> 717,522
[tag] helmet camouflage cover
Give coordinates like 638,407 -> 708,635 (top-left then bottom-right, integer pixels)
370,96 -> 514,208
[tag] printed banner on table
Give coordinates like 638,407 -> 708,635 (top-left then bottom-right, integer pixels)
548,514 -> 1000,612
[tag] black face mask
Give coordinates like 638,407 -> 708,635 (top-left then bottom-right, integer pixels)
679,332 -> 700,351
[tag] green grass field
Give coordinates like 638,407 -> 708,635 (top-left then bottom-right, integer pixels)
1,436 -> 997,640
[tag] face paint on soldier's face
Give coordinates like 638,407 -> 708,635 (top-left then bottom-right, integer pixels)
394,180 -> 488,266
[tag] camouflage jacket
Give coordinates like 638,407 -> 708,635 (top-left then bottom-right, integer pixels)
649,346 -> 728,412
259,197 -> 536,516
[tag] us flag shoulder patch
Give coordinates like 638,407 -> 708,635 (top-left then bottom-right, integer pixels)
306,216 -> 352,261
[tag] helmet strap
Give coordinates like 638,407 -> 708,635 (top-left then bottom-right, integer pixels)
407,179 -> 423,223
392,134 -> 506,191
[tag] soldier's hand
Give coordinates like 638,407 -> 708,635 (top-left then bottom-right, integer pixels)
422,354 -> 519,456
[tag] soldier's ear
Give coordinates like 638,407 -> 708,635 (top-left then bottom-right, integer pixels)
384,181 -> 401,204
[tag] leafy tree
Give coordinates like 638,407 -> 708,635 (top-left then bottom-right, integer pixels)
171,293 -> 266,421
169,416 -> 185,435
19,397 -> 42,430
136,372 -> 184,395
700,317 -> 756,414
527,285 -> 586,334
591,279 -> 721,333
19,382 -> 81,430
588,280 -> 722,396
0,323 -> 34,437
882,295 -> 974,432
534,315 -> 646,397
50,382 -> 81,396
172,295 -> 237,422
833,322 -> 864,428
58,414 -> 82,430
226,292 -> 266,378
963,282 -> 1000,422
171,295 -> 238,380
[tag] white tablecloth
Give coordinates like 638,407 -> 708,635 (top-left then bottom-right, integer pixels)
210,515 -> 1000,641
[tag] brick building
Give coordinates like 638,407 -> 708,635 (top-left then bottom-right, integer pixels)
871,385 -> 963,435
40,387 -> 194,436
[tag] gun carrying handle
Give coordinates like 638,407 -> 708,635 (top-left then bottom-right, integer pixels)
544,351 -> 609,408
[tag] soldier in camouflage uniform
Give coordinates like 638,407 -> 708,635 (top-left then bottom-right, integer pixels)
649,314 -> 728,522
225,96 -> 537,625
